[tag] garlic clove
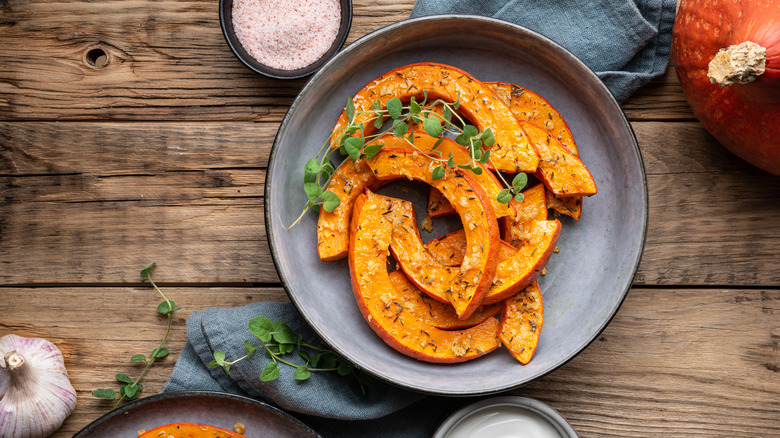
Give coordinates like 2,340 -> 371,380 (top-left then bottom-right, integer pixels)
0,334 -> 77,438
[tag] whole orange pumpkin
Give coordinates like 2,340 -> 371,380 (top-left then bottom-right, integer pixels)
672,0 -> 780,175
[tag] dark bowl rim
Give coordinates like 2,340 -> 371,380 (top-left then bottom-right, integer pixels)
264,14 -> 647,395
219,0 -> 353,80
72,390 -> 321,437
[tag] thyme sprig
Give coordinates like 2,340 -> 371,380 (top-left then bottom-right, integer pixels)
210,317 -> 368,395
93,262 -> 180,409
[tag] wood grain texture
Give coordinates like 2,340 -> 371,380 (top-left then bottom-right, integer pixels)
0,0 -> 684,122
2,121 -> 778,286
2,286 -> 778,437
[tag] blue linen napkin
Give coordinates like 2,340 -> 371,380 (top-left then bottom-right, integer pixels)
163,302 -> 463,437
411,0 -> 677,103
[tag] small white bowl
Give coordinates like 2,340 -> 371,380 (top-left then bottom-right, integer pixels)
433,396 -> 578,438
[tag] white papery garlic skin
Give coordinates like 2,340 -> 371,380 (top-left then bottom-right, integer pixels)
0,334 -> 77,438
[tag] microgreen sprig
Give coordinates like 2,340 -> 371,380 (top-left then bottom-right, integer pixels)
288,92 -> 509,229
210,317 -> 368,395
92,262 -> 181,409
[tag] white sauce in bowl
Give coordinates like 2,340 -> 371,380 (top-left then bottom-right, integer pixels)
445,405 -> 562,438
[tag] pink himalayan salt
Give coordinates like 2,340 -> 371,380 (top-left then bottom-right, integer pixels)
232,0 -> 341,71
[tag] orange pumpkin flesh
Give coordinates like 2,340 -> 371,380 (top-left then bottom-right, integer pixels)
348,191 -> 500,363
500,183 -> 549,247
498,280 -> 544,365
138,423 -> 245,438
672,0 -> 780,175
388,270 -> 502,330
521,121 -> 597,197
546,191 -> 583,221
317,158 -> 378,262
425,228 -> 518,267
427,186 -> 457,219
488,82 -> 579,156
331,63 -> 539,173
423,220 -> 561,306
366,147 -> 500,319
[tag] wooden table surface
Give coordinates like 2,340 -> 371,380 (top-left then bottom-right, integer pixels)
2,0 -> 779,436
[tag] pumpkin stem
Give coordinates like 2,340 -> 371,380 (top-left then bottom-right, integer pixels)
708,41 -> 766,86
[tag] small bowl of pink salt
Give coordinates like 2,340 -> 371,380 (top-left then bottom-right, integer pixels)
220,0 -> 352,79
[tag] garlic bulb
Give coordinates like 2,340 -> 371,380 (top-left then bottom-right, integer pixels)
0,334 -> 77,438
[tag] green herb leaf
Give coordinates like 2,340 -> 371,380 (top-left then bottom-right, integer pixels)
116,373 -> 133,384
471,166 -> 483,175
260,362 -> 280,382
92,388 -> 117,399
139,262 -> 156,280
337,361 -> 353,376
304,158 -> 321,183
479,149 -> 490,164
393,122 -> 408,138
343,137 -> 364,160
443,105 -> 452,123
294,365 -> 312,380
157,300 -> 175,315
303,182 -> 323,204
497,189 -> 513,204
482,128 -> 495,147
346,97 -> 356,123
431,166 -> 445,180
512,173 -> 528,190
410,98 -> 421,115
386,98 -> 403,119
121,383 -> 142,400
321,191 -> 341,212
152,347 -> 169,359
213,350 -> 226,366
248,317 -> 273,342
423,116 -> 443,137
130,354 -> 147,362
363,143 -> 383,160
514,193 -> 525,203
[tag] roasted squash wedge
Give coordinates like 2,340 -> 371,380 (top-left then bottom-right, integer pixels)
317,158 -> 379,261
349,191 -> 500,363
138,423 -> 245,438
425,228 -> 518,267
498,280 -> 544,365
488,81 -> 579,156
500,183 -> 548,247
388,270 -> 501,330
366,147 -> 500,319
521,121 -> 597,197
423,220 -> 560,305
331,63 -> 539,173
380,132 -> 513,218
547,192 -> 582,221
427,186 -> 457,219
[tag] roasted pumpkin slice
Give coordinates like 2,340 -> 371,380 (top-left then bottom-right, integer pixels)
522,121 -> 597,197
380,132 -> 514,219
424,220 -> 561,305
388,270 -> 501,330
138,423 -> 245,438
498,280 -> 544,365
331,63 -> 539,173
366,147 -> 500,319
317,158 -> 378,262
500,183 -> 548,247
427,186 -> 456,218
425,228 -> 518,267
349,191 -> 500,363
384,194 -> 455,303
488,81 -> 579,156
547,191 -> 583,221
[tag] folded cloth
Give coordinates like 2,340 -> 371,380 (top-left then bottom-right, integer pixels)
411,0 -> 677,103
163,302 -> 463,438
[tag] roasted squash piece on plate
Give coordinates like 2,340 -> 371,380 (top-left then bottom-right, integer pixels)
498,280 -> 544,365
348,191 -> 500,363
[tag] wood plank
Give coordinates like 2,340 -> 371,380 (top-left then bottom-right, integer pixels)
0,0 -> 687,122
2,286 -> 778,437
3,121 -> 778,286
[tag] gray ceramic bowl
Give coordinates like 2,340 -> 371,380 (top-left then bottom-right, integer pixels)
433,396 -> 578,437
73,391 -> 320,437
265,15 -> 647,395
219,0 -> 352,79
